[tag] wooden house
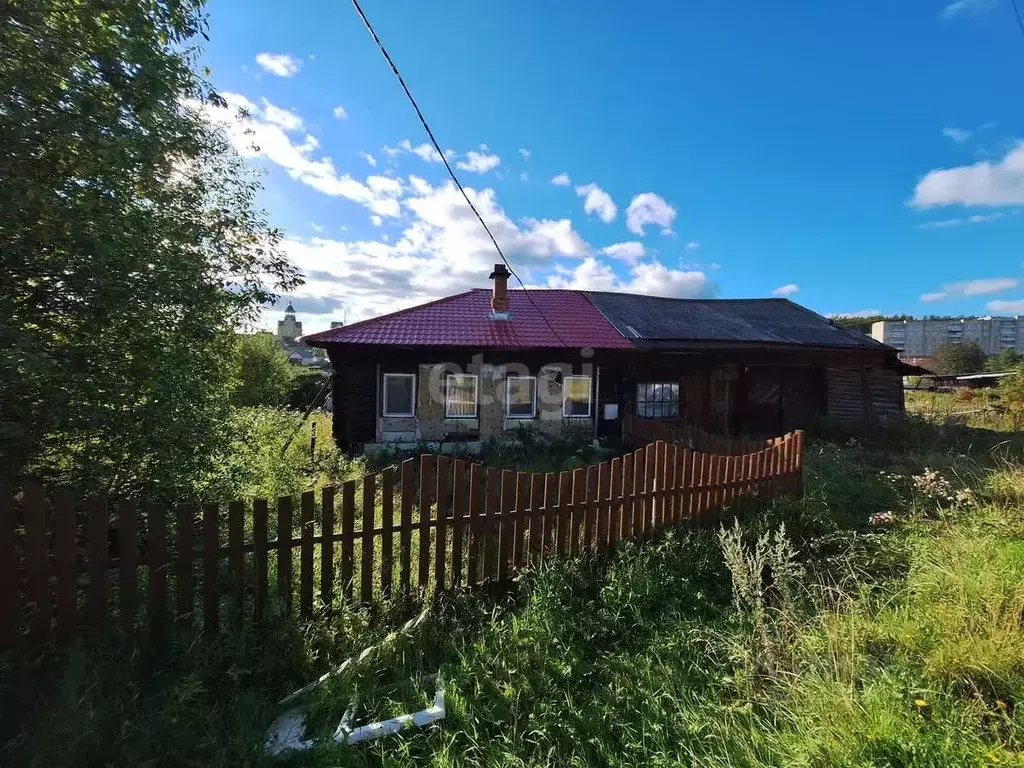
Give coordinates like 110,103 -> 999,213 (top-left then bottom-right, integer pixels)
304,264 -> 917,452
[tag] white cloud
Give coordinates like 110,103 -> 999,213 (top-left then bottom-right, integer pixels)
685,240 -> 700,251
358,151 -> 377,167
370,215 -> 383,227
772,283 -> 799,297
987,299 -> 1024,314
916,212 -> 1005,229
411,143 -> 443,163
626,192 -> 677,235
920,277 -> 1018,302
382,139 -> 452,164
455,146 -> 500,174
827,310 -> 881,318
518,148 -> 531,159
551,173 -> 571,186
196,92 -> 403,218
332,105 -> 348,120
941,0 -> 997,20
520,171 -> 529,182
260,100 -> 303,131
310,222 -> 324,233
941,126 -> 972,143
575,183 -> 617,223
255,52 -> 302,77
910,141 -> 1024,207
548,257 -> 715,298
272,178 -> 595,330
601,242 -> 646,263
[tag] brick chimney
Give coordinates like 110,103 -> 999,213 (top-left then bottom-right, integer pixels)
489,263 -> 511,316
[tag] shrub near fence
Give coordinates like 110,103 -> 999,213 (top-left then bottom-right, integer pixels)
1,432 -> 804,652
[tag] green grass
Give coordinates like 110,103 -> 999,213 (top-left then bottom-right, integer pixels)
7,429 -> 1024,766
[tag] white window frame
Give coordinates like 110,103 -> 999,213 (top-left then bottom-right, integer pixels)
382,373 -> 416,418
445,373 -> 479,419
505,375 -> 537,419
562,375 -> 592,418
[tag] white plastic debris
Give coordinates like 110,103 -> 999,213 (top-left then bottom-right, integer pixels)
278,606 -> 431,708
264,708 -> 313,756
335,682 -> 445,745
263,607 -> 439,756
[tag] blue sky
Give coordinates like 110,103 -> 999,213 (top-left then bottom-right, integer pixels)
198,0 -> 1024,333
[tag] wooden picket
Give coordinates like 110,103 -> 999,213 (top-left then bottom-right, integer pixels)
0,431 -> 803,651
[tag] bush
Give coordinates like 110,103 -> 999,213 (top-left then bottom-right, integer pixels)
230,333 -> 296,408
931,340 -> 986,374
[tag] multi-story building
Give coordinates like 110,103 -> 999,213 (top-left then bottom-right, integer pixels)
871,317 -> 1024,359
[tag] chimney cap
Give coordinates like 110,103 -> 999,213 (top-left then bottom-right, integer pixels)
489,263 -> 511,279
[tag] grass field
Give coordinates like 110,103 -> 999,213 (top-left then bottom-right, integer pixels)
6,420 -> 1024,766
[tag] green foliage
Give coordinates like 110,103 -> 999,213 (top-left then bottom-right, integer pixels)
987,348 -> 1024,372
11,437 -> 1024,765
230,332 -> 296,408
829,314 -> 911,334
930,340 -> 987,374
1,1 -> 300,498
287,369 -> 331,411
202,407 -> 360,502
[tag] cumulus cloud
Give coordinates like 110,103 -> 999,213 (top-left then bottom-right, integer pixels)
518,148 -> 531,159
456,145 -> 500,174
941,0 -> 997,20
575,183 -> 617,223
919,277 -> 1018,302
551,173 -> 571,186
255,52 -> 302,77
547,257 -> 715,298
381,139 -> 453,164
987,299 -> 1024,313
772,283 -> 799,297
942,126 -> 972,143
260,100 -> 303,131
626,192 -> 677,235
332,105 -> 348,120
685,240 -> 700,251
600,242 -> 646,263
196,92 -> 403,218
910,141 -> 1024,207
358,151 -> 377,167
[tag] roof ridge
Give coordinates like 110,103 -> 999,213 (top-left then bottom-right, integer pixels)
301,290 -> 476,343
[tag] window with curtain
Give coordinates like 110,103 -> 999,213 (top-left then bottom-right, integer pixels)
562,375 -> 592,418
382,373 -> 416,417
445,374 -> 478,418
636,382 -> 680,419
506,375 -> 537,418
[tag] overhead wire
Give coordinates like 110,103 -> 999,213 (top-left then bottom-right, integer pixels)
349,0 -> 573,348
1012,0 -> 1024,38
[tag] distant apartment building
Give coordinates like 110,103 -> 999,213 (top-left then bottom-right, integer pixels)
871,317 -> 1024,359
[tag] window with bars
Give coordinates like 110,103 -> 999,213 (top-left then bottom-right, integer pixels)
636,382 -> 680,419
445,374 -> 478,418
562,376 -> 592,418
382,373 -> 416,417
506,375 -> 537,418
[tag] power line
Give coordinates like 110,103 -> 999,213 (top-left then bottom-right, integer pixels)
1012,0 -> 1024,38
349,0 -> 572,348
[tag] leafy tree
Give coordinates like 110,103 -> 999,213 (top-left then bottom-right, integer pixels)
1,1 -> 301,497
231,333 -> 296,408
830,315 -> 912,335
930,341 -> 986,375
286,369 -> 331,411
986,348 -> 1024,372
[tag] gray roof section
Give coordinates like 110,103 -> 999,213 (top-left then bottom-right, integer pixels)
583,293 -> 887,350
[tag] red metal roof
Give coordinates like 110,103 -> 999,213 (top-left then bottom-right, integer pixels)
302,289 -> 632,349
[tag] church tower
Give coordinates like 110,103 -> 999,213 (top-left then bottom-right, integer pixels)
276,302 -> 303,344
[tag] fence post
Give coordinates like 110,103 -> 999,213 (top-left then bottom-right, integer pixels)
53,489 -> 77,646
276,496 -> 293,613
498,470 -> 515,585
147,503 -> 168,644
23,483 -> 49,647
418,456 -> 435,592
400,459 -> 414,594
252,499 -> 268,617
362,474 -> 376,603
321,487 -> 336,607
202,502 -> 218,633
380,472 -> 393,597
301,490 -> 315,615
793,430 -> 806,497
434,458 -> 449,596
121,500 -> 140,637
340,481 -> 355,600
175,503 -> 194,627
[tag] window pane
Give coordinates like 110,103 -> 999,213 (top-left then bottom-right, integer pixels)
446,375 -> 477,417
384,375 -> 414,416
563,377 -> 591,417
508,377 -> 535,417
636,382 -> 679,419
